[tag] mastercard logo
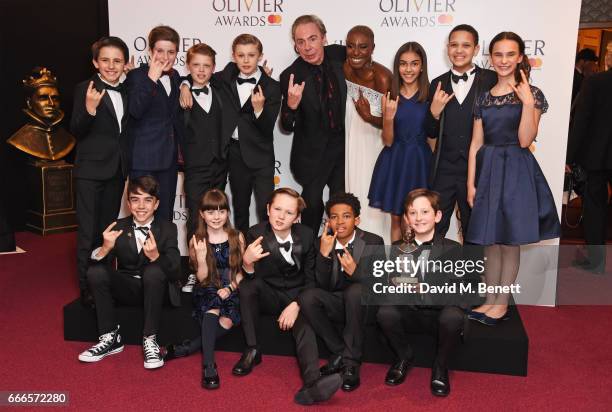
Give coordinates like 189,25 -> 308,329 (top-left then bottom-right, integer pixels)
438,14 -> 453,24
529,57 -> 543,68
274,175 -> 281,185
268,14 -> 282,24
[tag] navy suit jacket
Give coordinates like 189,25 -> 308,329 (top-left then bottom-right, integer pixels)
126,65 -> 182,171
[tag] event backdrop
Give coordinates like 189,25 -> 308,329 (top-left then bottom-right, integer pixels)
110,0 -> 581,305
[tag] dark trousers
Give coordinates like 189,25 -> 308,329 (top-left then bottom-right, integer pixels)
433,171 -> 470,239
377,305 -> 464,368
300,139 -> 345,233
583,170 -> 612,264
76,174 -> 124,291
228,140 -> 274,235
131,165 -> 177,222
184,160 -> 227,239
238,276 -> 295,348
87,262 -> 169,336
297,283 -> 365,366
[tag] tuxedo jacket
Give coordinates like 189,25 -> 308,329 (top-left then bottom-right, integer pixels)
95,216 -> 182,306
214,62 -> 281,169
567,70 -> 612,170
126,65 -> 183,171
181,76 -> 225,168
425,66 -> 497,185
71,75 -> 129,180
246,221 -> 316,299
315,227 -> 385,291
279,45 -> 347,185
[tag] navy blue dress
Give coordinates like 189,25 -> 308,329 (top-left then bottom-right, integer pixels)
192,241 -> 240,325
465,86 -> 561,245
368,94 -> 431,216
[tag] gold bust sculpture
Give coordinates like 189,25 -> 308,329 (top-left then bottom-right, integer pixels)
7,67 -> 75,161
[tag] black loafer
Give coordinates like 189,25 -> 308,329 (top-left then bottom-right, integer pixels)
294,374 -> 342,405
232,348 -> 262,376
202,364 -> 220,389
341,366 -> 360,392
430,364 -> 450,397
385,359 -> 413,386
320,354 -> 343,376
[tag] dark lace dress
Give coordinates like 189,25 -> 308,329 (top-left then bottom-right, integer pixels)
192,241 -> 240,325
465,86 -> 561,245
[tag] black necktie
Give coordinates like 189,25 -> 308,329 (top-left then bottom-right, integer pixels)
237,77 -> 256,85
104,83 -> 124,92
451,72 -> 468,83
337,243 -> 354,258
192,86 -> 209,96
278,241 -> 291,252
134,225 -> 150,238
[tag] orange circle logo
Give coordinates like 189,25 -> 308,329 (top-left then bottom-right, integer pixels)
529,57 -> 543,68
273,175 -> 280,185
438,14 -> 453,24
268,14 -> 282,24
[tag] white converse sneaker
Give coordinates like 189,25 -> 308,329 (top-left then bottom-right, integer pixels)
78,326 -> 123,362
143,335 -> 164,369
181,274 -> 197,292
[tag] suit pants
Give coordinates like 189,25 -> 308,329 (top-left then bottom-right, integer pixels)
297,283 -> 365,367
433,170 -> 470,239
87,262 -> 169,336
583,170 -> 612,264
300,138 -> 345,233
131,165 -> 177,223
377,305 -> 464,368
76,172 -> 124,290
238,276 -> 299,347
184,160 -> 227,239
228,140 -> 274,235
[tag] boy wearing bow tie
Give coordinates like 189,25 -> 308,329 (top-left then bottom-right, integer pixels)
232,188 -> 316,377
425,24 -> 497,238
126,25 -> 183,222
78,176 -> 181,370
71,36 -> 131,308
293,192 -> 384,403
180,34 -> 281,235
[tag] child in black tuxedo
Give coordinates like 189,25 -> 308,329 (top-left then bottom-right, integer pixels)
231,188 -> 315,374
377,189 -> 467,397
78,176 -> 181,370
71,36 -> 130,307
180,34 -> 281,235
294,192 -> 384,404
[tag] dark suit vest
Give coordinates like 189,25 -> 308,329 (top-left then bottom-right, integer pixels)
183,94 -> 222,169
438,84 -> 479,170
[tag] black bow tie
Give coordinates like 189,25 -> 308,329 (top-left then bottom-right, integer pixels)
104,83 -> 124,92
237,77 -> 256,85
161,69 -> 173,77
337,243 -> 354,257
451,72 -> 468,83
192,86 -> 209,96
278,241 -> 291,252
133,225 -> 150,238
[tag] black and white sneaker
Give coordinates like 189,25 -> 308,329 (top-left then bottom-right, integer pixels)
143,335 -> 164,369
78,326 -> 123,362
181,274 -> 197,292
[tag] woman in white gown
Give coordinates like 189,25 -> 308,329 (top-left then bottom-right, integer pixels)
343,26 -> 393,244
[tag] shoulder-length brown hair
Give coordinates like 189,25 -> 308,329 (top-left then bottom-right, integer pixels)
391,41 -> 429,102
192,189 -> 242,288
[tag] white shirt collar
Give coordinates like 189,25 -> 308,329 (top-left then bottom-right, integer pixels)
450,65 -> 476,77
335,231 -> 356,249
133,217 -> 154,228
98,73 -> 121,88
238,67 -> 262,82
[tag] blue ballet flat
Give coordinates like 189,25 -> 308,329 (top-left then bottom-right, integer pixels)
476,311 -> 510,326
467,310 -> 487,321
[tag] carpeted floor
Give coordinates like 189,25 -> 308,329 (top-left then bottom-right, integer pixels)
1,231 -> 611,411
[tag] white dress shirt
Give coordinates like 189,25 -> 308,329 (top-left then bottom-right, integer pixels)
192,84 -> 213,113
98,74 -> 124,133
232,68 -> 263,139
450,65 -> 476,105
335,231 -> 356,272
275,232 -> 294,265
159,74 -> 172,96
91,218 -> 154,261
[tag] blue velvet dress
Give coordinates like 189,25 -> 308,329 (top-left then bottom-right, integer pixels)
192,241 -> 240,324
368,94 -> 431,216
465,86 -> 561,245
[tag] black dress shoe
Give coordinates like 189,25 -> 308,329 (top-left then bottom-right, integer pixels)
294,374 -> 342,405
430,364 -> 450,397
202,364 -> 220,389
385,359 -> 413,386
80,289 -> 95,309
341,365 -> 360,392
320,354 -> 343,376
232,348 -> 261,376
